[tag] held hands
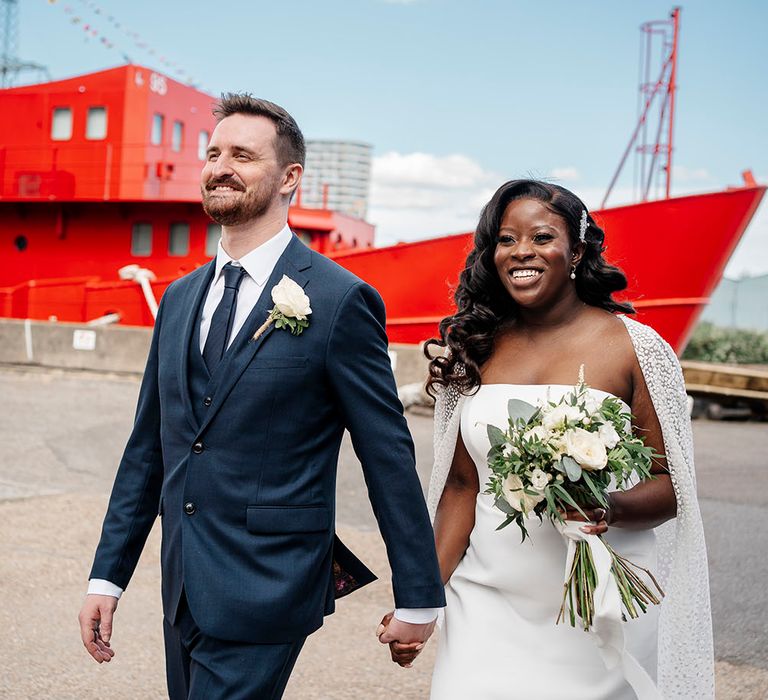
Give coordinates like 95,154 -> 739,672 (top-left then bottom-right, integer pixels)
376,611 -> 435,668
78,594 -> 118,663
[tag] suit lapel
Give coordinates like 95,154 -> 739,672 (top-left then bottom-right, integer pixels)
178,261 -> 216,433
196,236 -> 311,436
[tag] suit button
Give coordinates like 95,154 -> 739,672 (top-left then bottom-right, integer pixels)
192,441 -> 204,454
184,502 -> 196,516
203,396 -> 212,407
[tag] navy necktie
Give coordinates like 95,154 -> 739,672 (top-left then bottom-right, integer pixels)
203,262 -> 247,373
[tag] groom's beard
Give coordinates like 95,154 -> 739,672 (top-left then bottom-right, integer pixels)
201,175 -> 282,226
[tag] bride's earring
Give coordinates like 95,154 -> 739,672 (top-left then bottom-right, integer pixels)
570,265 -> 577,280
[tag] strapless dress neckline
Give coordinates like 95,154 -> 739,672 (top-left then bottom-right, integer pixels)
472,383 -> 631,412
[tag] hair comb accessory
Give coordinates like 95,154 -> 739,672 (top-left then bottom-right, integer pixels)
579,210 -> 588,243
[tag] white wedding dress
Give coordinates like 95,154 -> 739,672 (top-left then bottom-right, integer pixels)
430,384 -> 659,700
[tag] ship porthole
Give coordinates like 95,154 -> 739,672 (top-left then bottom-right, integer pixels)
14,235 -> 28,252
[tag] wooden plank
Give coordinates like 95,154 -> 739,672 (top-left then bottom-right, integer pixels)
684,383 -> 768,401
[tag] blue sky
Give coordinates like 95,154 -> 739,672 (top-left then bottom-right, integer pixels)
20,0 -> 768,276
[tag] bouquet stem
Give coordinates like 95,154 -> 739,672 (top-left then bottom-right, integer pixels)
557,537 -> 664,631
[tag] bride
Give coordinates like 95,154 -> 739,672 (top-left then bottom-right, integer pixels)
386,180 -> 713,699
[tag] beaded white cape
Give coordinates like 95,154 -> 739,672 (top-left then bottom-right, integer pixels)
426,315 -> 714,699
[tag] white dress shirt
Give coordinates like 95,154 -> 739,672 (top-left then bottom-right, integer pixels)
89,223 -> 438,623
198,225 -> 293,353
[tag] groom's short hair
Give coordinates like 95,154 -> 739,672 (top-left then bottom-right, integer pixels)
213,93 -> 306,168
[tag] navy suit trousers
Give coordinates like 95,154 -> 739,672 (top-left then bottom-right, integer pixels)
164,591 -> 305,700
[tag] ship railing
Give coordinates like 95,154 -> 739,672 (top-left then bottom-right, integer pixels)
0,142 -> 206,200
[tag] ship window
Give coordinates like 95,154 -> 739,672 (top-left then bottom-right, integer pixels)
51,108 -> 72,141
169,222 -> 190,256
198,130 -> 209,161
86,107 -> 107,140
151,113 -> 164,145
172,120 -> 184,152
131,223 -> 152,256
205,223 -> 221,256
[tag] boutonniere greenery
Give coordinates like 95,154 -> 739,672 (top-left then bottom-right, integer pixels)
252,275 -> 312,341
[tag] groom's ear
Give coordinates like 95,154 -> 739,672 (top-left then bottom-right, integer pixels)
282,163 -> 303,200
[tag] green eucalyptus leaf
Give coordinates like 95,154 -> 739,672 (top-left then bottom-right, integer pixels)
494,495 -> 517,515
487,424 -> 507,448
507,399 -> 536,424
562,455 -> 583,482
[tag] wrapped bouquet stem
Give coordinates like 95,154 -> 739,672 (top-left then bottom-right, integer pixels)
556,522 -> 664,630
555,522 -> 663,699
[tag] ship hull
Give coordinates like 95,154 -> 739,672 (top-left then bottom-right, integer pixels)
329,186 -> 766,352
1,186 -> 764,353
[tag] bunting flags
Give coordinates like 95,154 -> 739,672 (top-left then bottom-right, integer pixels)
48,0 -> 205,89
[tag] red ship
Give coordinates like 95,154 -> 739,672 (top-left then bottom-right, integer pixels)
0,9 -> 764,352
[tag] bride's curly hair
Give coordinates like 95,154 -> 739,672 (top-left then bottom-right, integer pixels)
424,179 -> 634,397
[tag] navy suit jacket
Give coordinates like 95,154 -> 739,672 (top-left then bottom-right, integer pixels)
90,235 -> 445,643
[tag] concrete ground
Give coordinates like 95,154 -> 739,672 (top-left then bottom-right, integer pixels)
1,365 -> 766,699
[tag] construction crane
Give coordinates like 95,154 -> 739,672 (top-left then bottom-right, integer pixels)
0,0 -> 49,88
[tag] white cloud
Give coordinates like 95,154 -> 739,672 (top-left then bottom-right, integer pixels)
372,152 -> 492,190
549,166 -> 581,182
369,151 -> 499,243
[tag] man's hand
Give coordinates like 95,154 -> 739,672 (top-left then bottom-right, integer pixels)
376,611 -> 435,668
78,594 -> 118,663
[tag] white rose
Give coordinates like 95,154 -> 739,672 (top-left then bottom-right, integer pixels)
501,474 -> 544,514
583,394 -> 603,417
550,433 -> 568,458
522,425 -> 550,443
564,427 -> 608,471
542,404 -> 585,432
529,468 -> 551,492
271,275 -> 312,320
597,421 -> 621,449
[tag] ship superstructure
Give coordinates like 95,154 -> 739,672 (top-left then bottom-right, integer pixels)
0,65 -> 373,324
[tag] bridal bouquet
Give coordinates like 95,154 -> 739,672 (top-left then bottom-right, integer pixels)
484,370 -> 664,631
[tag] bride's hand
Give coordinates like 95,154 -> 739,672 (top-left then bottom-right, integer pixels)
561,499 -> 613,535
376,611 -> 428,668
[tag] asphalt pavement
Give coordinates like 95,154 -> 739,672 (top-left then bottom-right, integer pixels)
1,365 -> 766,698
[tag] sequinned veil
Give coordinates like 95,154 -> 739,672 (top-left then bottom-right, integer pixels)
426,315 -> 714,699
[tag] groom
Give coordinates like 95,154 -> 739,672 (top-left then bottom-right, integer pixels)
78,94 -> 444,698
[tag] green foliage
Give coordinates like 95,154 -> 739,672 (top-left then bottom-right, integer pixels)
561,455 -> 582,482
682,322 -> 768,364
507,399 -> 537,423
487,424 -> 507,449
484,384 -> 662,544
270,308 -> 310,336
